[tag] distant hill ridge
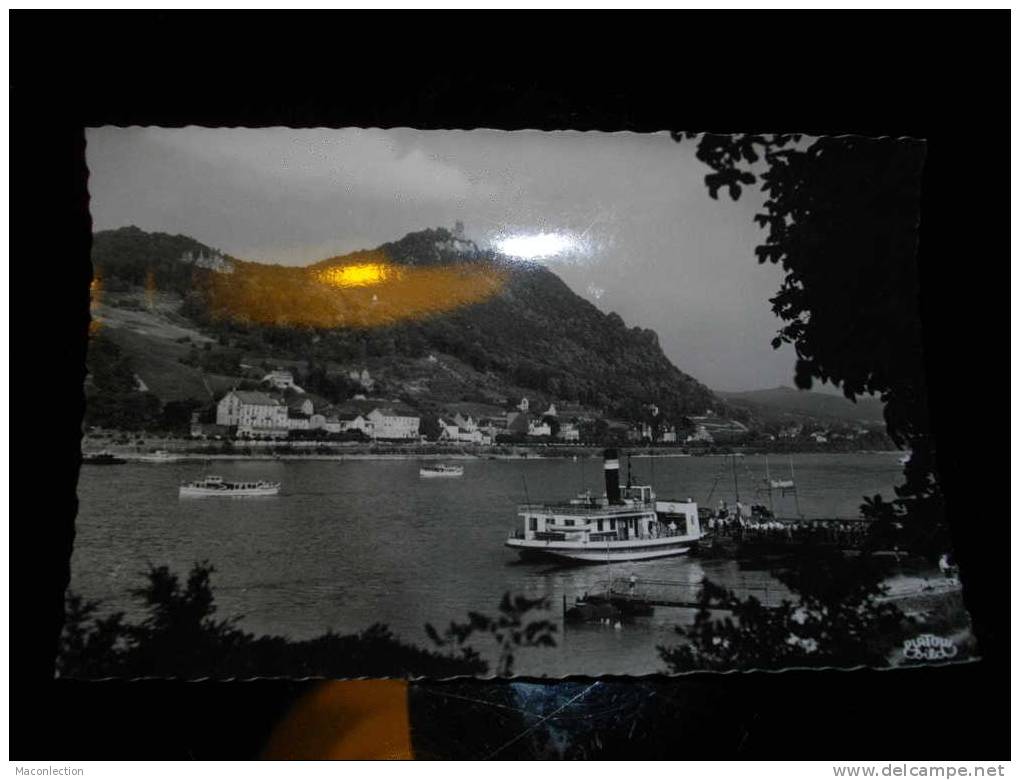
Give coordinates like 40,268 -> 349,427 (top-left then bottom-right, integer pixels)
716,386 -> 886,425
91,226 -> 722,422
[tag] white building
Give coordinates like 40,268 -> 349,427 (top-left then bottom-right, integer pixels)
262,370 -> 303,392
453,413 -> 477,432
528,419 -> 551,437
440,416 -> 488,444
338,414 -> 370,435
366,408 -> 420,440
216,391 -> 289,438
686,425 -> 714,444
438,418 -> 460,441
347,368 -> 375,391
557,422 -> 580,442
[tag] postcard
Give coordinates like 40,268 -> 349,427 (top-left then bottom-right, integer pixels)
64,128 -> 974,679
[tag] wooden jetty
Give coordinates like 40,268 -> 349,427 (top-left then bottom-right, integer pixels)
564,578 -> 782,624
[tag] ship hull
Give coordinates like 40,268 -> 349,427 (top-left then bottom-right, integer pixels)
179,486 -> 279,497
506,537 -> 696,563
419,470 -> 463,478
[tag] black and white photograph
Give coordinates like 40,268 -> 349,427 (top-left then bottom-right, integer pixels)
65,126 -> 975,680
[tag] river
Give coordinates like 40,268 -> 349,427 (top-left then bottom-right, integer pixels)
72,452 -> 905,676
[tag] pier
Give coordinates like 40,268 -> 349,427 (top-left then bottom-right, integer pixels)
564,578 -> 784,624
602,577 -> 782,609
565,573 -> 962,625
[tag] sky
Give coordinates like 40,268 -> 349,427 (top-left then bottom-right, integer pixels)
86,127 -> 804,393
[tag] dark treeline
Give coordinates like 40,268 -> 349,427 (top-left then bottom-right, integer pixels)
60,562 -> 556,680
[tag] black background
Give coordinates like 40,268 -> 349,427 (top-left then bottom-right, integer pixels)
10,10 -> 1009,759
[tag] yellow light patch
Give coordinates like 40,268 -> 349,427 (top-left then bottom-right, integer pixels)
200,250 -> 507,328
315,262 -> 399,288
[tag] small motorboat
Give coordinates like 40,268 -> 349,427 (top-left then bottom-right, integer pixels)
138,450 -> 181,463
82,451 -> 127,465
179,475 -> 280,497
419,464 -> 465,478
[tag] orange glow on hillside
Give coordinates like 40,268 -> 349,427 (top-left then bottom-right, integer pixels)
315,262 -> 400,288
200,250 -> 506,329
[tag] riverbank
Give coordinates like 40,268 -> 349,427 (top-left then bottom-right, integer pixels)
82,436 -> 904,462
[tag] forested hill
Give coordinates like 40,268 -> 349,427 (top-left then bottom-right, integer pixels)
90,226 -> 721,420
716,386 -> 886,425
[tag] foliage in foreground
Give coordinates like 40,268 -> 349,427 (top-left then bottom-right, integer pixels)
677,133 -> 946,560
659,550 -> 905,672
58,562 -> 548,679
425,593 -> 558,677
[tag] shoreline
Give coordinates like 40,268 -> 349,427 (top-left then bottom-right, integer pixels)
88,449 -> 907,464
82,435 -> 904,463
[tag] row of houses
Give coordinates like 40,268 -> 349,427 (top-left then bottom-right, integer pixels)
207,389 -> 421,440
434,412 -> 578,444
198,372 -> 703,445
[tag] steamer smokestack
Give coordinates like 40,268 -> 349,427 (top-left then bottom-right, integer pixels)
603,448 -> 622,505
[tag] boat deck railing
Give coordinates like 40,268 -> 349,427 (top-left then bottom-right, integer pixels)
517,502 -> 654,517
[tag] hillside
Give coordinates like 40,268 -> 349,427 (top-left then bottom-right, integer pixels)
89,226 -> 722,424
716,386 -> 886,427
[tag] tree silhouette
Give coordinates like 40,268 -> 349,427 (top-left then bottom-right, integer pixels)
676,132 -> 945,558
59,563 -> 562,679
59,562 -> 492,679
425,593 -> 557,677
659,550 -> 904,672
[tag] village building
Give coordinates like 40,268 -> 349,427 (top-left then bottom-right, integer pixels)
437,418 -> 459,441
216,390 -> 289,438
686,425 -> 714,444
366,407 -> 420,440
338,413 -> 370,436
438,416 -> 489,444
347,368 -> 375,391
288,411 -> 311,431
262,369 -> 303,392
633,420 -> 679,444
452,413 -> 477,432
528,419 -> 551,437
557,422 -> 580,442
286,395 -> 315,417
478,416 -> 506,441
